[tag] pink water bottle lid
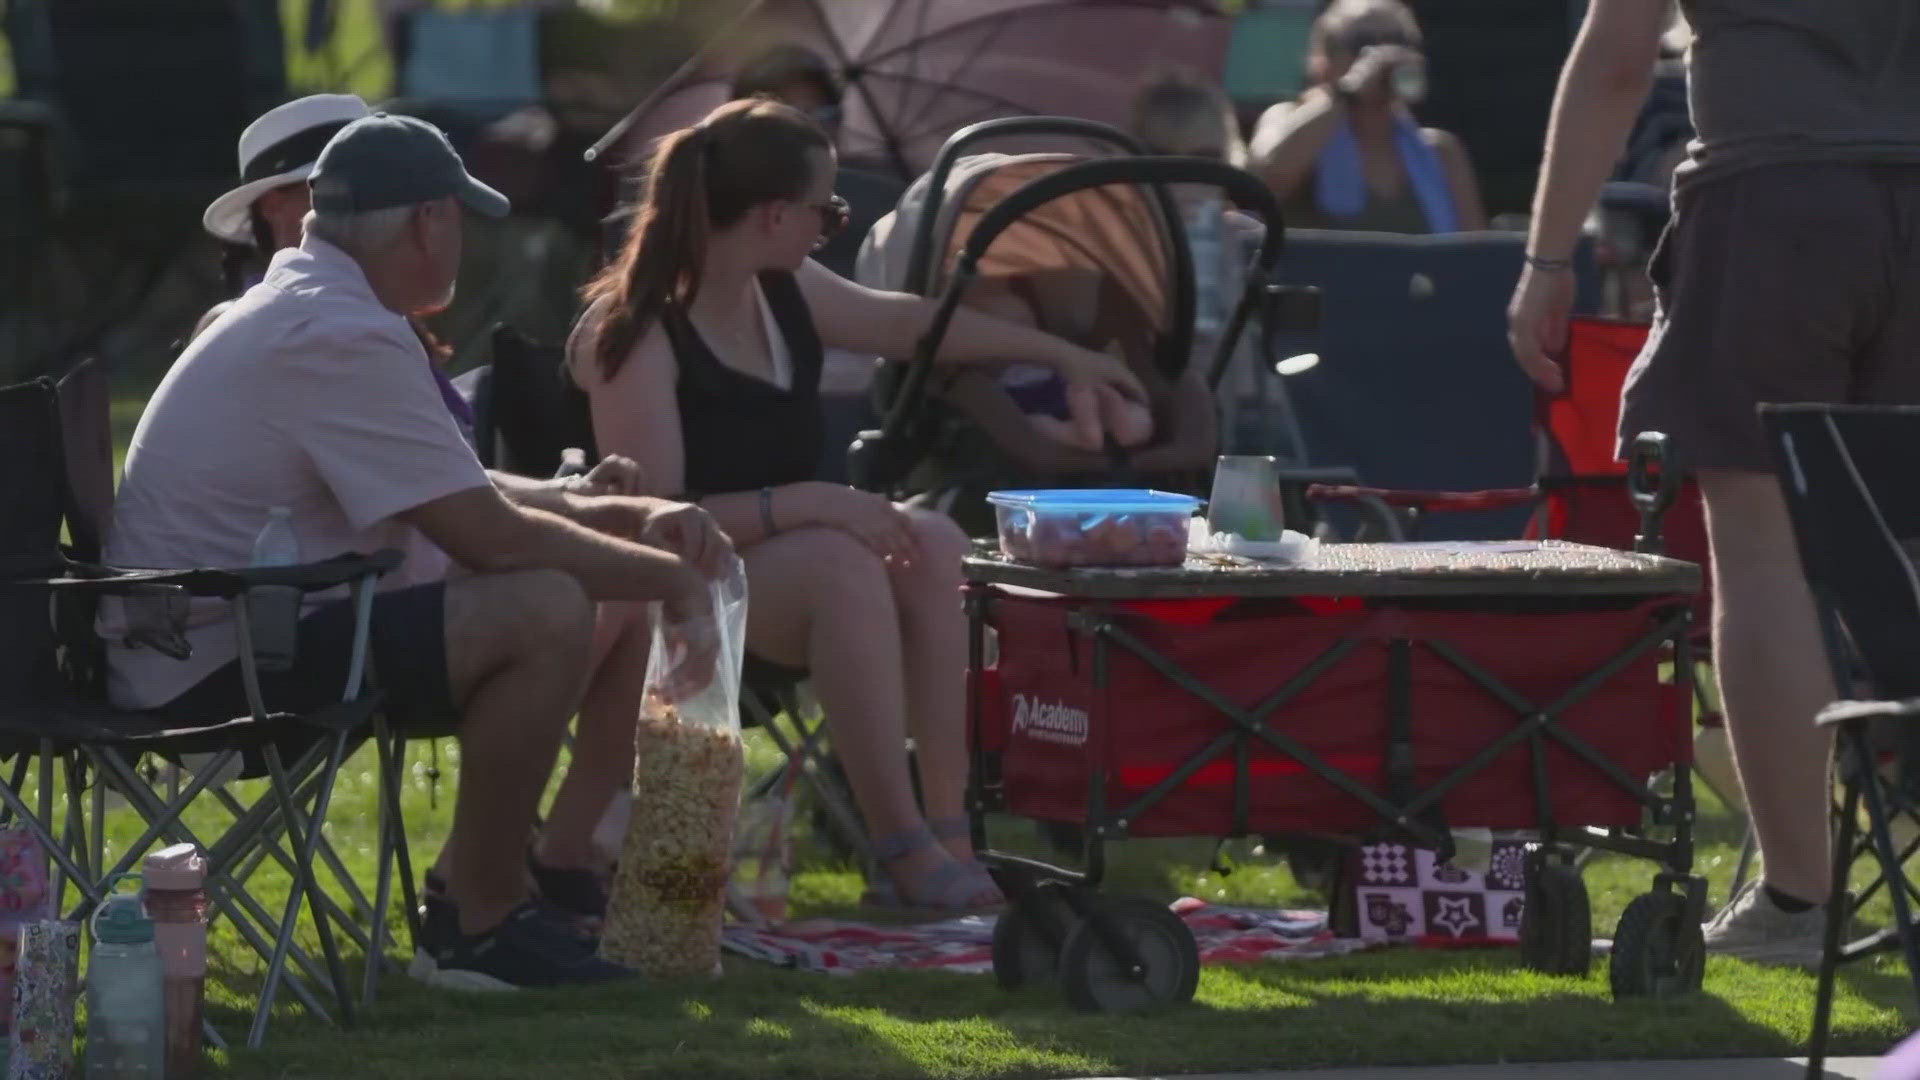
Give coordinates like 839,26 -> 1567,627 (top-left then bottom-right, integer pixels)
142,843 -> 206,890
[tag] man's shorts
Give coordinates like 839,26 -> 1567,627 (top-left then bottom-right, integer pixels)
155,583 -> 459,743
1619,162 -> 1920,472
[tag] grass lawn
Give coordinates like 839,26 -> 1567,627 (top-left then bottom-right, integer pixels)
81,392 -> 1914,1077
39,731 -> 1910,1080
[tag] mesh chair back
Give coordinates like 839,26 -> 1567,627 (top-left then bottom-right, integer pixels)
488,325 -> 595,479
1762,405 -> 1920,699
0,377 -> 68,706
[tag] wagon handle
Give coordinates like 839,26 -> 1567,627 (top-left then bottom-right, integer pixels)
1628,432 -> 1679,555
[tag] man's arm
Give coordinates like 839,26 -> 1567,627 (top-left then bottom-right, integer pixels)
1525,0 -> 1670,264
1508,0 -> 1670,390
400,485 -> 705,614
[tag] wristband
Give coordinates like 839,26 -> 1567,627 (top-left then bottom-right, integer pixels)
760,486 -> 779,537
1525,253 -> 1574,273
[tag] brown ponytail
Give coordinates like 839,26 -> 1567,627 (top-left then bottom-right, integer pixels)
581,96 -> 832,380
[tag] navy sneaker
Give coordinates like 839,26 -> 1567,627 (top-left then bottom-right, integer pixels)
528,854 -> 611,929
422,901 -> 635,992
411,873 -> 595,980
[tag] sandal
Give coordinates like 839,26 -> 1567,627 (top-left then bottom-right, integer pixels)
860,823 -> 1004,913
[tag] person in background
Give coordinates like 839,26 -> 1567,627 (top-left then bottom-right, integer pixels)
1247,0 -> 1486,233
1509,0 -> 1920,966
730,44 -> 846,137
1130,72 -> 1277,453
571,98 -> 1144,913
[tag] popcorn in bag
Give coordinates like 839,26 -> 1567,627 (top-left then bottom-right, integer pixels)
600,563 -> 748,979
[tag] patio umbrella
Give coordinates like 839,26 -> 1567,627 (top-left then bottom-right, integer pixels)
584,0 -> 1232,180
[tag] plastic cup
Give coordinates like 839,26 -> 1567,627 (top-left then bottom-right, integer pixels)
1208,456 -> 1286,542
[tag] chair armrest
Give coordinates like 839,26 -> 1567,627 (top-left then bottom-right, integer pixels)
22,550 -> 404,599
1816,699 -> 1920,728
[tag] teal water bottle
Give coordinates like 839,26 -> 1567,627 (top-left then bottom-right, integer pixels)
84,878 -> 165,1080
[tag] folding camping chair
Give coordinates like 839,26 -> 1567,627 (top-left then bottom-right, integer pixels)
1759,405 -> 1920,1079
462,326 -> 876,873
0,368 -> 406,1048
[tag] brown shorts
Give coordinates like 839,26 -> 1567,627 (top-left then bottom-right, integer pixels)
1618,162 -> 1920,471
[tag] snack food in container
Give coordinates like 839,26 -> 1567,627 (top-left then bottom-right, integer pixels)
989,489 -> 1202,568
600,562 -> 748,980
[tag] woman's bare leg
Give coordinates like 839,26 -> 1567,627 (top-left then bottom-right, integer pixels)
743,527 -> 958,893
893,508 -> 978,861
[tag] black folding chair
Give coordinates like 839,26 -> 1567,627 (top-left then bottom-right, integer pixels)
462,326 -> 876,873
1759,404 -> 1920,1078
0,370 -> 404,1048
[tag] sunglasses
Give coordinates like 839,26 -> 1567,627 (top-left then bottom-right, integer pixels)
808,194 -> 850,243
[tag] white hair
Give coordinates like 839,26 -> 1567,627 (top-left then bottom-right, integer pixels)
302,205 -> 416,255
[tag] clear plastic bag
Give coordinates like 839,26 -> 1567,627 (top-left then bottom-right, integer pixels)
599,562 -> 748,979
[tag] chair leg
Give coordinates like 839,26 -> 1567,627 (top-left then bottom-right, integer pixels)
88,749 -> 338,1027
364,722 -> 401,1005
251,735 -> 355,1048
1855,728 -> 1920,999
383,733 -> 423,960
1809,761 -> 1861,1080
1729,820 -> 1759,899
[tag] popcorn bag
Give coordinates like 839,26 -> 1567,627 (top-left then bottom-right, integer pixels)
601,563 -> 748,979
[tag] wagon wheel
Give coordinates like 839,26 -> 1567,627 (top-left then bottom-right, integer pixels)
991,881 -> 1080,990
1058,894 -> 1200,1013
1519,861 -> 1593,976
1609,890 -> 1705,999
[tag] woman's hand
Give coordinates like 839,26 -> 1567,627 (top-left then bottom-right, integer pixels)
1339,44 -> 1422,101
788,482 -> 921,565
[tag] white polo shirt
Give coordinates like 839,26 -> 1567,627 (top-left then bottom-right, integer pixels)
104,237 -> 489,709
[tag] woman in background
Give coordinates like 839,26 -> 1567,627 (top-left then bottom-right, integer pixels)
1247,0 -> 1485,233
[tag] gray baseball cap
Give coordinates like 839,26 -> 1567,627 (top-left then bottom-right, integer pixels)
308,113 -> 510,218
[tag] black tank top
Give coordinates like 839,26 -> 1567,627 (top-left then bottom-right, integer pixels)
664,271 -> 825,497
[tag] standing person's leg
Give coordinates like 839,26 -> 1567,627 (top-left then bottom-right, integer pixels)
1699,471 -> 1836,905
1618,163 -> 1886,962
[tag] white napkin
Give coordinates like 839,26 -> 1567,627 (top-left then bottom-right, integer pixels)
1187,518 -> 1319,563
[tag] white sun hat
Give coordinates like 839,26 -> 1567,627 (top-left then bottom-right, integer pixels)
201,93 -> 371,246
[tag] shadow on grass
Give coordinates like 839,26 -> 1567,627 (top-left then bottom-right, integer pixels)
202,940 -> 1914,1080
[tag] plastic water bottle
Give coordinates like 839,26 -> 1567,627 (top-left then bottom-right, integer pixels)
1185,194 -> 1226,339
247,507 -> 301,673
84,880 -> 165,1080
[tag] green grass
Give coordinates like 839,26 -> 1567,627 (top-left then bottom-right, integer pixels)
35,731 -> 1910,1080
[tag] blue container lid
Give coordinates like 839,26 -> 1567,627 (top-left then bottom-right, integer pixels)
987,489 -> 1203,514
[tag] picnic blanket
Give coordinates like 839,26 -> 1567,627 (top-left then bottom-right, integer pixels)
720,898 -> 1374,975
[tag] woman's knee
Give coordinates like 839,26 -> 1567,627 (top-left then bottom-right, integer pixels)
899,509 -> 971,592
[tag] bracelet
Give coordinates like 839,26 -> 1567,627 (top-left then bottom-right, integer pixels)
759,486 -> 779,537
1525,253 -> 1574,273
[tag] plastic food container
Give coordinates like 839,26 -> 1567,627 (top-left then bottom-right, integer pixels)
988,489 -> 1203,568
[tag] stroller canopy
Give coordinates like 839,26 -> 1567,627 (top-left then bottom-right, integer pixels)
586,0 -> 1232,179
858,152 -> 1173,347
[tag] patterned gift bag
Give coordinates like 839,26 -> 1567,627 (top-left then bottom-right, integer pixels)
1349,833 -> 1533,945
8,920 -> 80,1080
0,829 -> 51,1036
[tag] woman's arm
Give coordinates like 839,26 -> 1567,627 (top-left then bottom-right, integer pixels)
1248,94 -> 1345,201
1425,128 -> 1489,231
571,312 -> 914,558
794,259 -> 1143,399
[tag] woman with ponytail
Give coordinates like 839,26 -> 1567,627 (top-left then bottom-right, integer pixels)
570,97 -> 1143,912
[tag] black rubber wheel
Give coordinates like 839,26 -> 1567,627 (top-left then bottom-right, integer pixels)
1518,861 -> 1593,976
1609,890 -> 1705,999
991,883 -> 1079,990
1058,895 -> 1200,1013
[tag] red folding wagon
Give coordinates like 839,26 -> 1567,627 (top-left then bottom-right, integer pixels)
964,526 -> 1706,1012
